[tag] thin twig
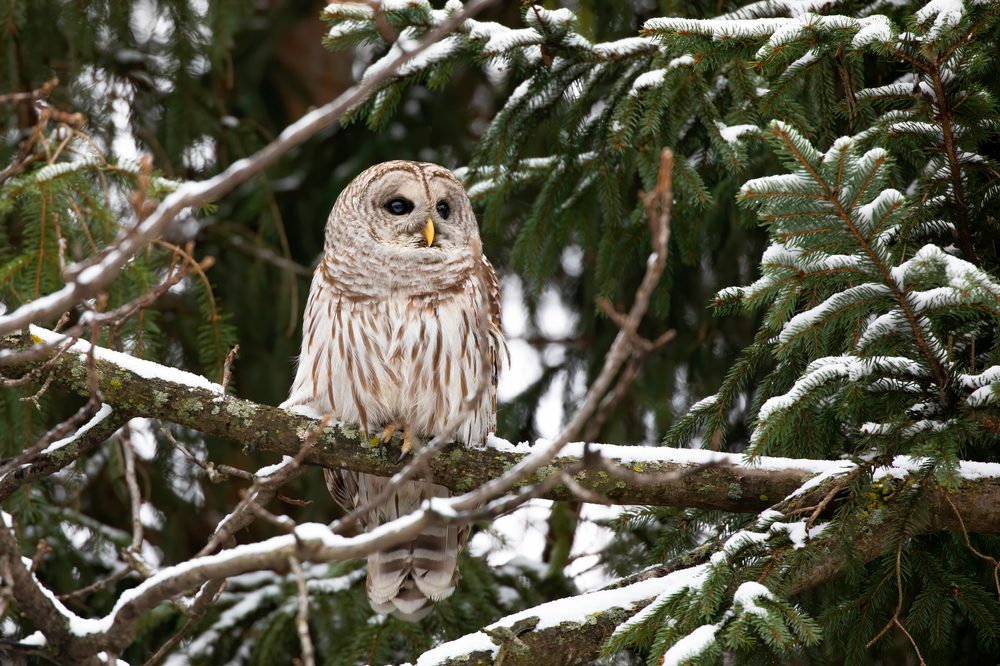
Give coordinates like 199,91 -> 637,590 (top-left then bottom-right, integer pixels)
198,416 -> 330,557
157,420 -> 209,473
56,565 -> 132,602
120,426 -> 145,553
30,539 -> 51,573
939,488 -> 1000,601
142,581 -> 227,666
0,77 -> 59,106
246,490 -> 297,533
289,556 -> 316,666
221,344 -> 239,393
806,465 -> 864,531
451,148 -> 675,515
228,235 -> 313,277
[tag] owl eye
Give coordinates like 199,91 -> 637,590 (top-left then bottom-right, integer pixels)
436,201 -> 450,220
385,198 -> 413,215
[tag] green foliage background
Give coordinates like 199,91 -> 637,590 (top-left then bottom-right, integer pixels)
2,0 -> 1000,664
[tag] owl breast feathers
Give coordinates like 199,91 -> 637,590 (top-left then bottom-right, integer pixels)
281,161 -> 506,620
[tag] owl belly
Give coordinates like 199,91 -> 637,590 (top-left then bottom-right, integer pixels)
287,291 -> 492,447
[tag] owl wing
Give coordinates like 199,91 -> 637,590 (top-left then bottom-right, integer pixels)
482,254 -> 508,416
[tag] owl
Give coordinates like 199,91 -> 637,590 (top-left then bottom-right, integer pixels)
281,161 -> 506,621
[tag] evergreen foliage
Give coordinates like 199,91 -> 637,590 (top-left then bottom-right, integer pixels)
2,0 -> 1000,664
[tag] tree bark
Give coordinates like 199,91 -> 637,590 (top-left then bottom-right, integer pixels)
1,329 -> 811,511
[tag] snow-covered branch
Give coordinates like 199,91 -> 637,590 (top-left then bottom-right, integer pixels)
387,467 -> 1000,666
5,324 -> 1000,524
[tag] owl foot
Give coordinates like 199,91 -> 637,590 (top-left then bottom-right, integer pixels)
378,422 -> 403,459
396,428 -> 416,464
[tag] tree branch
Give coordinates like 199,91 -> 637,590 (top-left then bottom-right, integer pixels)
0,326 -> 824,512
409,471 -> 1000,666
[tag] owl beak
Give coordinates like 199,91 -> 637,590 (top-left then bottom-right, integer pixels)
423,218 -> 435,247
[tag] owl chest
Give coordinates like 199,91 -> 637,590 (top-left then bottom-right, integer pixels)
309,294 -> 479,427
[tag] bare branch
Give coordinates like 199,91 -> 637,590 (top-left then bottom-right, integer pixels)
449,148 -> 675,514
56,566 -> 132,602
289,556 -> 316,666
221,344 -> 239,393
118,425 -> 146,563
198,415 -> 329,557
142,581 -> 227,666
227,235 -> 313,277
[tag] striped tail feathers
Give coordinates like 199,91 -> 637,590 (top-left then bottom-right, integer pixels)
325,469 -> 469,621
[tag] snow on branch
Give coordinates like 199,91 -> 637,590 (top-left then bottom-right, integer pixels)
396,459 -> 1000,666
5,322 -> 1000,511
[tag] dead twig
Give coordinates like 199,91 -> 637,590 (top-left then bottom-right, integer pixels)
0,77 -> 59,106
198,415 -> 330,557
142,580 -> 227,666
30,539 -> 52,573
450,148 -> 675,515
222,344 -> 240,394
228,235 -> 313,277
56,565 -> 133,602
119,425 -> 148,570
246,490 -> 297,533
939,488 -> 1000,601
289,556 -> 317,666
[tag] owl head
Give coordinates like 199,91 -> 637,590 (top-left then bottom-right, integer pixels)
328,161 -> 479,253
321,161 -> 484,298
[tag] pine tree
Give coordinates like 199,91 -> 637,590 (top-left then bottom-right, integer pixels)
2,0 -> 1000,664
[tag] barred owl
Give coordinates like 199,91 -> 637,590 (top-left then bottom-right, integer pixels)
281,161 -> 506,621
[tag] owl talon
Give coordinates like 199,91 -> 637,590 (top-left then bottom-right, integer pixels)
379,423 -> 403,459
396,430 -> 415,464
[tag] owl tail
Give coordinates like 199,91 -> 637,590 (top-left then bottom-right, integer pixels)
325,470 -> 468,621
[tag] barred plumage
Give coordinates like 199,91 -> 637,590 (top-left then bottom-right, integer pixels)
282,161 -> 506,620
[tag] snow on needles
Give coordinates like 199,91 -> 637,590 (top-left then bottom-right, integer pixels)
417,571 -> 702,666
644,13 -> 895,58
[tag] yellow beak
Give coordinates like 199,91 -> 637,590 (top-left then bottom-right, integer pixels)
423,218 -> 435,247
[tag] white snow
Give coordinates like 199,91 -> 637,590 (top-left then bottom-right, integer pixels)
419,568 -> 705,665
662,623 -> 718,666
915,0 -> 967,38
714,122 -> 759,149
41,403 -> 114,455
485,434 -> 850,474
856,188 -> 903,228
852,15 -> 895,48
630,69 -> 667,96
28,325 -> 223,395
874,455 -> 1000,481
